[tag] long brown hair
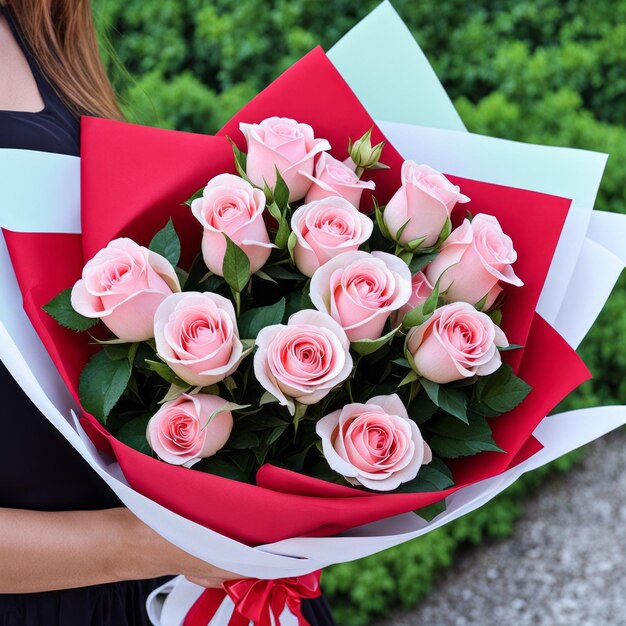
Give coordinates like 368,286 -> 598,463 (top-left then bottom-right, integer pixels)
4,0 -> 123,119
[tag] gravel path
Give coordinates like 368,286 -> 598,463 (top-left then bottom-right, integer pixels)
375,428 -> 626,626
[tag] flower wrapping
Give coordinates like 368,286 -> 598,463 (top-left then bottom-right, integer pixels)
2,47 -> 594,547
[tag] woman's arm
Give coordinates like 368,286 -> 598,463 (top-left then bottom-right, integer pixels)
0,507 -> 235,593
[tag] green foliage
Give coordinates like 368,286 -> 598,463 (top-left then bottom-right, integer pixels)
79,349 -> 132,422
149,218 -> 181,266
42,289 -> 98,332
92,1 -> 625,623
238,298 -> 286,339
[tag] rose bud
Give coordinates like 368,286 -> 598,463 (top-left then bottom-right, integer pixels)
309,250 -> 412,342
406,302 -> 509,384
316,394 -> 432,491
146,393 -> 233,466
301,152 -> 375,207
240,117 -> 331,202
391,271 -> 434,327
154,292 -> 245,387
291,196 -> 374,277
254,310 -> 352,414
349,127 -> 385,171
71,238 -> 180,342
383,161 -> 470,249
191,173 -> 272,276
425,214 -> 523,308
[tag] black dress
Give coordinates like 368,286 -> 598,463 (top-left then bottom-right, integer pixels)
0,7 -> 334,626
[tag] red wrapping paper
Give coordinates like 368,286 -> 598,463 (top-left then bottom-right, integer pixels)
3,48 -> 591,546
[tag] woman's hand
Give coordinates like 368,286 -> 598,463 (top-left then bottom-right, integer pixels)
116,507 -> 239,588
0,506 -> 238,593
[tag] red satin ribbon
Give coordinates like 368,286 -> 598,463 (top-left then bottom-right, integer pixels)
183,571 -> 322,626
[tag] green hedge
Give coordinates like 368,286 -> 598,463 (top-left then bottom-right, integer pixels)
94,1 -> 625,623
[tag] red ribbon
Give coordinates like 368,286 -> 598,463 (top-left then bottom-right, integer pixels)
183,571 -> 322,626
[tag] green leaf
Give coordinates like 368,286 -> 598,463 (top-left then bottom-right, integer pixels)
273,166 -> 290,209
395,219 -> 411,243
373,197 -> 391,240
144,359 -> 190,387
414,499 -> 447,521
238,298 -> 285,339
472,363 -> 532,416
421,378 -> 469,423
245,412 -> 289,430
228,430 -> 260,450
43,289 -> 98,332
227,137 -> 250,183
222,234 -> 250,293
428,414 -> 504,459
399,370 -> 419,387
409,252 -> 438,274
266,200 -> 291,248
287,231 -> 298,263
175,266 -> 189,287
498,343 -> 524,352
351,325 -> 400,356
197,455 -> 251,482
391,357 -> 411,369
116,415 -> 152,454
263,264 -> 303,281
149,218 -> 181,266
183,187 -> 204,207
104,342 -> 138,364
402,277 -> 441,330
267,423 -> 289,446
79,350 -> 132,423
392,461 -> 454,493
489,309 -> 503,326
407,392 -> 438,424
474,292 -> 489,312
254,270 -> 277,284
266,201 -> 281,221
406,235 -> 427,251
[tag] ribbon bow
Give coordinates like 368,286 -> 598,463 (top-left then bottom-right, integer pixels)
183,571 -> 322,626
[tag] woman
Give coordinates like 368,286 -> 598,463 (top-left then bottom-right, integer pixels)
0,2 -> 334,624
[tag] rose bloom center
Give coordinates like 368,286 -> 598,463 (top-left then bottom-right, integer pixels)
209,194 -> 251,227
343,265 -> 392,308
417,174 -> 449,201
478,229 -> 509,266
315,213 -> 351,237
342,412 -> 408,470
439,316 -> 488,358
165,412 -> 199,450
276,332 -> 333,381
327,164 -> 358,185
174,310 -> 229,358
101,258 -> 138,290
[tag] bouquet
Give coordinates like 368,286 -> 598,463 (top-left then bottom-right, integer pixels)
1,4 -> 624,625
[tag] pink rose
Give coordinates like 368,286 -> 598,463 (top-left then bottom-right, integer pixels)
191,173 -> 272,276
406,302 -> 508,384
254,310 -> 352,413
383,161 -> 470,249
291,197 -> 374,277
316,394 -> 432,491
71,238 -> 180,342
309,251 -> 412,342
154,292 -> 245,387
391,271 -> 434,326
239,117 -> 331,202
146,393 -> 233,466
300,152 -> 375,207
425,214 -> 523,308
